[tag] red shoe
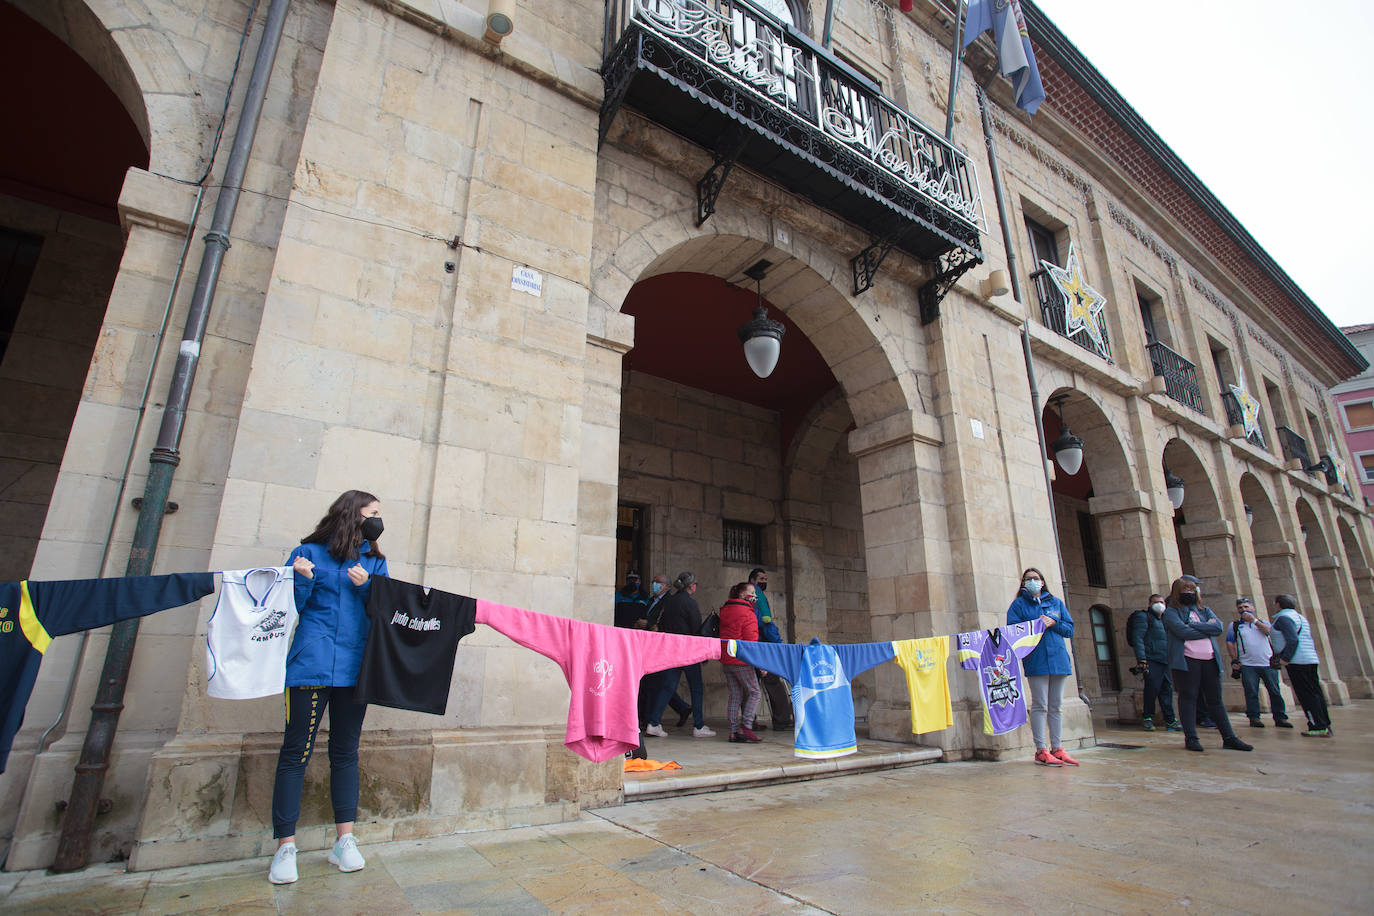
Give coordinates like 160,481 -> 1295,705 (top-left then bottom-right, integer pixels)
738,728 -> 762,743
1033,749 -> 1063,767
1051,747 -> 1080,766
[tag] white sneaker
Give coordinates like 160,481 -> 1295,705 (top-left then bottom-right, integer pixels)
645,723 -> 668,738
328,833 -> 366,873
268,843 -> 298,884
693,726 -> 716,738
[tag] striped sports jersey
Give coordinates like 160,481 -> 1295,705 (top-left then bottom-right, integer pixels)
729,637 -> 895,759
957,621 -> 1044,735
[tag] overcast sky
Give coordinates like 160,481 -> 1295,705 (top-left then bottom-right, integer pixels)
1026,0 -> 1371,330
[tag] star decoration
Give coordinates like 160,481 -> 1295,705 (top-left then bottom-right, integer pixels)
1330,454 -> 1348,492
1228,383 -> 1263,441
1041,242 -> 1108,357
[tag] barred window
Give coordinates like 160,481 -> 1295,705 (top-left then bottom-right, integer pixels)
722,520 -> 762,565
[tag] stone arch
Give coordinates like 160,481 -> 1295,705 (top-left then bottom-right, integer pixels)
1163,437 -> 1237,600
1239,471 -> 1298,611
11,0 -> 152,162
1336,516 -> 1374,656
594,216 -> 918,430
1040,383 -> 1136,498
1296,499 -> 1369,694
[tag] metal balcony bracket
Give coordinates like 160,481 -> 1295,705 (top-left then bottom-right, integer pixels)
696,127 -> 749,227
851,221 -> 915,297
916,246 -> 983,325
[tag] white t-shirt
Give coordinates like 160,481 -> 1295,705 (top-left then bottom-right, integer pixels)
206,567 -> 298,699
1227,619 -> 1272,667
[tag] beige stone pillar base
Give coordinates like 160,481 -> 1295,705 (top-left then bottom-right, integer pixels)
121,727 -> 622,872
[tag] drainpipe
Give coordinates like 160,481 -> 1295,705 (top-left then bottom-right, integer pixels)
974,84 -> 1087,707
51,0 -> 292,872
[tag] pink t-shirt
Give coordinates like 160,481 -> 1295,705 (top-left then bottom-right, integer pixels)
1183,609 -> 1214,660
476,600 -> 722,762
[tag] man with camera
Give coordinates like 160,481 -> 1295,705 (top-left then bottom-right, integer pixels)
1128,593 -> 1181,732
1225,597 -> 1292,729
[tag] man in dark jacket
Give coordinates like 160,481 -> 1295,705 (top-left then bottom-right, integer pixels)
1128,594 -> 1180,732
644,572 -> 715,738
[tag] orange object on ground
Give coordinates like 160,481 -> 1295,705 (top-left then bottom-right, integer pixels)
624,758 -> 682,772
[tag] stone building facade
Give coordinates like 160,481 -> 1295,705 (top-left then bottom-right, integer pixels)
1,0 -> 1369,871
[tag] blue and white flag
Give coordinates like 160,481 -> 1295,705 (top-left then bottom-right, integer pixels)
963,0 -> 1046,115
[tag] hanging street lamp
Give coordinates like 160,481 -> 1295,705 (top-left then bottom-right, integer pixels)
738,259 -> 784,379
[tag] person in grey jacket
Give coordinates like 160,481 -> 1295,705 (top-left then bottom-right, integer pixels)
1128,594 -> 1180,731
1161,577 -> 1252,753
1270,594 -> 1332,737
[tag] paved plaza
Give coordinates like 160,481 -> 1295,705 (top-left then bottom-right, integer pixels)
3,702 -> 1371,915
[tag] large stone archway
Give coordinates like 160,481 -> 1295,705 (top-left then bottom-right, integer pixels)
1295,499 -> 1370,699
1337,517 -> 1374,654
1164,437 -> 1238,599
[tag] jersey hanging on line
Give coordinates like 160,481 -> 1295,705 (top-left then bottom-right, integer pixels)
892,635 -> 953,735
728,637 -> 896,759
206,567 -> 298,700
355,576 -> 477,715
1,572 -> 216,772
476,600 -> 722,762
957,621 -> 1044,735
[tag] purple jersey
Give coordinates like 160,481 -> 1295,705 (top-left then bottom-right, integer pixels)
957,621 -> 1044,735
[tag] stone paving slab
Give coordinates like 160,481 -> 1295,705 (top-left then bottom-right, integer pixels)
2,703 -> 1371,914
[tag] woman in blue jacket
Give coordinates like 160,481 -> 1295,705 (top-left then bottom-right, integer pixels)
268,490 -> 389,885
1006,567 -> 1078,767
1160,577 -> 1250,754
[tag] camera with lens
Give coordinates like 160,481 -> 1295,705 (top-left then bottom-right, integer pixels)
1129,664 -> 1147,677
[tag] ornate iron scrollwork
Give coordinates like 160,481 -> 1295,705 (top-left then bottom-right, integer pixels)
696,127 -> 749,226
916,247 -> 982,325
851,219 -> 913,297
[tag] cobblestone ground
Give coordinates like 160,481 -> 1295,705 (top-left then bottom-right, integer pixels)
3,702 -> 1371,914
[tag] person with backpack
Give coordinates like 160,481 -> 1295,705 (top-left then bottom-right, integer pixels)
1225,597 -> 1292,729
644,572 -> 715,738
719,582 -> 763,743
1269,594 -> 1332,737
1127,594 -> 1181,732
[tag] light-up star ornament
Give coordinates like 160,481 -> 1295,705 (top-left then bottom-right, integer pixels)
1041,242 -> 1108,357
1228,383 -> 1262,440
1330,454 -> 1348,492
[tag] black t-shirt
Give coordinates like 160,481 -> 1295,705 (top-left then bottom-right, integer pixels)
355,576 -> 476,715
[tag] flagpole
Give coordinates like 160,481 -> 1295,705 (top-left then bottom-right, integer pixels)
944,0 -> 965,139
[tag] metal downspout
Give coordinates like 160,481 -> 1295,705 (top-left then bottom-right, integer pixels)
974,84 -> 1087,707
51,0 -> 293,872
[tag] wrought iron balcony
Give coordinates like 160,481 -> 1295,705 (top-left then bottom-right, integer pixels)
601,0 -> 984,304
1029,268 -> 1113,362
1277,425 -> 1311,468
1145,341 -> 1203,412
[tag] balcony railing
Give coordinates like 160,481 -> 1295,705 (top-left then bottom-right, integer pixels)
601,0 -> 984,281
1277,425 -> 1311,468
1029,268 -> 1113,362
1145,341 -> 1203,412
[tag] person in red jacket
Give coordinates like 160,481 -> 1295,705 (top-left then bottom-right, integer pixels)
719,582 -> 763,743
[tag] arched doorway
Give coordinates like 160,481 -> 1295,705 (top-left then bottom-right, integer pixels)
1336,517 -> 1374,653
1295,499 -> 1371,698
1163,438 -> 1236,600
1038,386 -> 1148,718
0,3 -> 148,580
1238,471 -> 1298,607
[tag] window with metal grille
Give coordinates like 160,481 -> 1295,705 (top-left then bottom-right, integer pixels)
1078,510 -> 1107,588
722,519 -> 762,565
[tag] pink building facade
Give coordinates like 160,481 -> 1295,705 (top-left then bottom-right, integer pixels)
1333,324 -> 1374,505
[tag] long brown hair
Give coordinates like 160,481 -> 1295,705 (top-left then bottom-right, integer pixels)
301,489 -> 385,561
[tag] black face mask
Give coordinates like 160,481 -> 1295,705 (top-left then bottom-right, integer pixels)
1179,592 -> 1198,606
360,516 -> 384,542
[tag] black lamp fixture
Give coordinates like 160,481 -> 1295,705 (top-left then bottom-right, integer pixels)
1244,503 -> 1254,527
738,259 -> 784,379
1164,466 -> 1185,510
1047,394 -> 1083,475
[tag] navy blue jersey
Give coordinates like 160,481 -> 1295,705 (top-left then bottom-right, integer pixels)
1,573 -> 215,772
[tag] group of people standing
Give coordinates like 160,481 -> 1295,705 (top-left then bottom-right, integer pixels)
1127,578 -> 1333,752
614,567 -> 791,745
